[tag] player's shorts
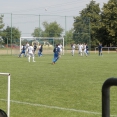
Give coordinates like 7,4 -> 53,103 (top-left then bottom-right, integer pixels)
28,53 -> 34,57
79,49 -> 82,53
25,49 -> 28,52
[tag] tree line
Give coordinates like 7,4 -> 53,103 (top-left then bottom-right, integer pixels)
0,0 -> 117,48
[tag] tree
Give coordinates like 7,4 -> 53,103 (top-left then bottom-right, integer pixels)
73,0 -> 101,47
42,21 -> 63,37
31,27 -> 44,37
73,16 -> 90,44
0,15 -> 5,45
32,21 -> 64,37
65,28 -> 74,45
2,26 -> 21,45
0,15 -> 4,34
100,0 -> 117,46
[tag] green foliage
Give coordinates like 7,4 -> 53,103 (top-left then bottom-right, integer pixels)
0,53 -> 117,117
2,26 -> 21,44
64,28 -> 74,45
32,21 -> 64,38
43,21 -> 63,37
0,15 -> 5,40
100,0 -> 117,46
73,0 -> 101,47
0,15 -> 4,30
73,16 -> 90,44
31,27 -> 43,37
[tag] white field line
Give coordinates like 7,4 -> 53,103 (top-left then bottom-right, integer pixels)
0,99 -> 117,117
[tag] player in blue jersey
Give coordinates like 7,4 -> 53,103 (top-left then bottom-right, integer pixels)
52,44 -> 60,64
98,43 -> 102,56
38,44 -> 43,57
18,44 -> 26,57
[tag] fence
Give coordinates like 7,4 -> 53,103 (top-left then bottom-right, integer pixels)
95,47 -> 117,54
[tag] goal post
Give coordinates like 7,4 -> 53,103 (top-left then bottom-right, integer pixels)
20,37 -> 65,55
0,73 -> 10,117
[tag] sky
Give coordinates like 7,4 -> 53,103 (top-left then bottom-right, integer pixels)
0,0 -> 109,37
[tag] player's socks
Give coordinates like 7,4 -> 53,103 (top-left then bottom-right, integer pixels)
28,57 -> 30,62
33,57 -> 35,62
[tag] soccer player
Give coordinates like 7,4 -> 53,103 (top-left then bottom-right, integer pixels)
78,43 -> 83,56
71,44 -> 75,56
38,44 -> 43,57
98,43 -> 102,56
58,43 -> 63,57
77,43 -> 80,54
33,43 -> 37,55
18,44 -> 26,57
25,42 -> 29,57
0,109 -> 7,117
28,44 -> 35,62
83,43 -> 88,57
52,44 -> 60,64
86,44 -> 89,55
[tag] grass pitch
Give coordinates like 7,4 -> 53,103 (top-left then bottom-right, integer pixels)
0,52 -> 117,117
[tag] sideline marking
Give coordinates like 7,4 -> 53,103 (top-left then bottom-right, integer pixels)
0,99 -> 116,116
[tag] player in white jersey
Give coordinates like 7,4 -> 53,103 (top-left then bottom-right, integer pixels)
78,43 -> 83,56
27,44 -> 35,62
60,44 -> 63,55
25,42 -> 29,57
58,43 -> 63,57
82,43 -> 85,56
83,43 -> 87,57
77,44 -> 80,54
71,44 -> 75,56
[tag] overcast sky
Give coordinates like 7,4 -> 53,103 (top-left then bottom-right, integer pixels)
0,0 -> 109,36
1,0 -> 109,15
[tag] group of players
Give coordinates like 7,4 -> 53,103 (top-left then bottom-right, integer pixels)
18,42 -> 102,64
52,43 -> 90,64
71,43 -> 89,57
71,43 -> 103,56
18,42 -> 43,62
18,42 -> 90,64
18,42 -> 63,64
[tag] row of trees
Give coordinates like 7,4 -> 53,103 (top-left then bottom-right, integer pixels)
73,0 -> 117,47
0,0 -> 117,48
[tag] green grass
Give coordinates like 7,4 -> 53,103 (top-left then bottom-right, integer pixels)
0,52 -> 117,117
